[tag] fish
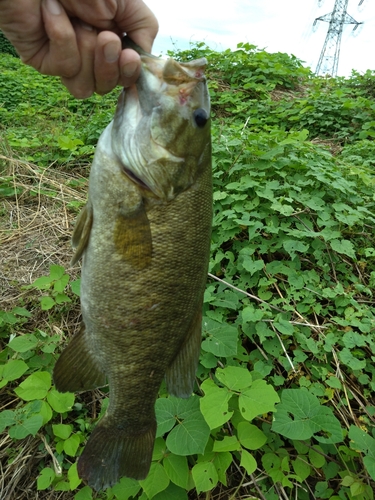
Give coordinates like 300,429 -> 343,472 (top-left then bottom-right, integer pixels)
53,37 -> 212,490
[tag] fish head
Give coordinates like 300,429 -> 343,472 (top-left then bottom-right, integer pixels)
111,53 -> 211,200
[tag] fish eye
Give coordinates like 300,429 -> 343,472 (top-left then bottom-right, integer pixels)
193,108 -> 208,128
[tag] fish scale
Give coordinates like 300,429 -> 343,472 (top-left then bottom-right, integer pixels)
53,37 -> 212,491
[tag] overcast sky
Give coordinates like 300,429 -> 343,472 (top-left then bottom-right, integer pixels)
146,0 -> 375,76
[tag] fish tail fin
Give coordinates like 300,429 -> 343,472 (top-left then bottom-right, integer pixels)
53,324 -> 106,392
78,415 -> 156,490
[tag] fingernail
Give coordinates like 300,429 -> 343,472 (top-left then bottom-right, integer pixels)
104,42 -> 120,63
45,0 -> 62,15
80,21 -> 94,31
122,61 -> 138,78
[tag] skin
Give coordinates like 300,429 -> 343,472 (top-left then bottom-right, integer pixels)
0,0 -> 158,98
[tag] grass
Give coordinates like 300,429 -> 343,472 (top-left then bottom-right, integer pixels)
1,45 -> 375,500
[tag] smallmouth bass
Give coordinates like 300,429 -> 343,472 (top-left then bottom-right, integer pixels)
53,38 -> 212,490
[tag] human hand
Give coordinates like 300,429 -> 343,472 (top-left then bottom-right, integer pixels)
0,0 -> 158,98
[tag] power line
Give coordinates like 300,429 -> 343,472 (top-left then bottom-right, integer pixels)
314,0 -> 364,76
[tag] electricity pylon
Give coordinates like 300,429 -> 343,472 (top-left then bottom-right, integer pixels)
314,0 -> 363,76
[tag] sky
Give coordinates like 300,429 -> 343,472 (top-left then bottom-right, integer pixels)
145,0 -> 375,76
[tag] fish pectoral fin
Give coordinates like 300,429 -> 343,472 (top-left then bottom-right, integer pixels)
70,202 -> 93,266
114,202 -> 152,270
166,308 -> 203,398
53,324 -> 106,392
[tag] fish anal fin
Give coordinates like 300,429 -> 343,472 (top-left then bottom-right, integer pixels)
166,309 -> 203,398
114,203 -> 152,270
53,325 -> 106,393
71,203 -> 93,266
78,415 -> 156,490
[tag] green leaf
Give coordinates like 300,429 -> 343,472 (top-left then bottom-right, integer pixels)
74,486 -> 93,500
309,408 -> 343,445
39,400 -> 53,425
201,318 -> 238,357
330,239 -> 356,259
216,366 -> 253,391
2,359 -> 28,381
152,437 -> 166,461
242,305 -> 264,323
54,274 -> 70,292
200,352 -> 218,369
12,307 -> 32,317
68,462 -> 81,490
37,467 -> 55,490
47,388 -> 74,412
213,451 -> 232,485
32,276 -> 54,289
341,475 -> 355,487
338,348 -> 366,371
283,239 -> 309,259
40,296 -> 56,310
213,436 -> 241,452
351,480 -> 368,497
71,279 -> 81,296
241,257 -> 264,275
139,462 -> 169,499
153,483 -> 188,500
239,379 -> 279,421
274,318 -> 294,336
156,398 -> 177,437
240,449 -> 257,475
49,264 -> 65,280
54,293 -> 71,304
272,388 -> 321,439
200,379 -> 233,429
15,371 -> 51,400
53,423 -> 72,440
64,434 -> 80,456
161,397 -> 210,456
272,388 -> 343,443
349,425 -> 375,453
110,477 -> 140,499
309,446 -> 326,468
163,454 -> 189,489
292,457 -> 311,482
192,461 -> 218,493
349,425 -> 375,481
237,421 -> 267,450
166,416 -> 210,456
0,410 -> 15,432
55,480 -> 71,491
9,414 -> 44,439
8,334 -> 38,353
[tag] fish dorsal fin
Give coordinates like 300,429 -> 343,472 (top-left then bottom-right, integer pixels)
114,201 -> 152,270
70,202 -> 93,266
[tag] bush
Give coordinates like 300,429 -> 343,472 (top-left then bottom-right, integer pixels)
0,30 -> 19,57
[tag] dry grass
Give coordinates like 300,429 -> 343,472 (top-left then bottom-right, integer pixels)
0,153 -> 87,299
0,153 -> 88,499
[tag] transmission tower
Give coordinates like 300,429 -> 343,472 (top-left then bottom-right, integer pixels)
314,0 -> 364,76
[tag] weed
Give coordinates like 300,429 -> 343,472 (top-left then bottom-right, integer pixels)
1,43 -> 375,500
